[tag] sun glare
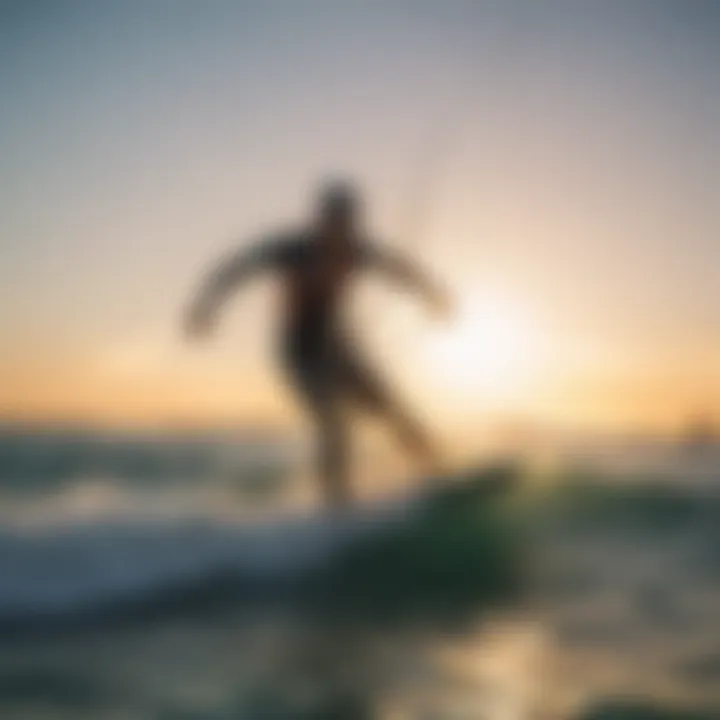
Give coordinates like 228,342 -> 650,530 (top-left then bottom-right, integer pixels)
425,288 -> 539,406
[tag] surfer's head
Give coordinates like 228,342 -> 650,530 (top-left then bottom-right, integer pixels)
316,178 -> 361,245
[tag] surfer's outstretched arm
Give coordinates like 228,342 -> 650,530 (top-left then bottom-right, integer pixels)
364,243 -> 451,315
184,238 -> 285,339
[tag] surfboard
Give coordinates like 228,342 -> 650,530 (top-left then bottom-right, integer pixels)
317,463 -> 526,617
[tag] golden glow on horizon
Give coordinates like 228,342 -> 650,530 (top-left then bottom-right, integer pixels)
0,335 -> 717,433
1,276 -> 719,433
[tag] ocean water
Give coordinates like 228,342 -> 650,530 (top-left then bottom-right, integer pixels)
1,429 -> 719,719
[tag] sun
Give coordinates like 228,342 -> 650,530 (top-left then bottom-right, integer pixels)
424,288 -> 538,406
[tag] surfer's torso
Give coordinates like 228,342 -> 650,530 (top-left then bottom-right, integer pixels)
267,231 -> 368,358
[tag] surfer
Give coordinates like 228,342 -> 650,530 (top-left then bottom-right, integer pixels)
184,180 -> 452,507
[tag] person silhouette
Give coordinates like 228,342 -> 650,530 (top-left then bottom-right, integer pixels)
184,180 -> 452,507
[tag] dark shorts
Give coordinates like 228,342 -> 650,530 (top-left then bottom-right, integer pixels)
284,341 -> 391,416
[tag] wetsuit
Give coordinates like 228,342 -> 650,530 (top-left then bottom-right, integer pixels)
188,230 -> 441,505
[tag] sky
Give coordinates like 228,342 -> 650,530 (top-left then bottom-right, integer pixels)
1,0 -> 719,435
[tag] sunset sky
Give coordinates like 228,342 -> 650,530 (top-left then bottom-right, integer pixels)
1,1 -> 719,434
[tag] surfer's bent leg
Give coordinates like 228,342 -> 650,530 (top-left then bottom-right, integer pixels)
339,348 -> 442,473
389,404 -> 441,472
